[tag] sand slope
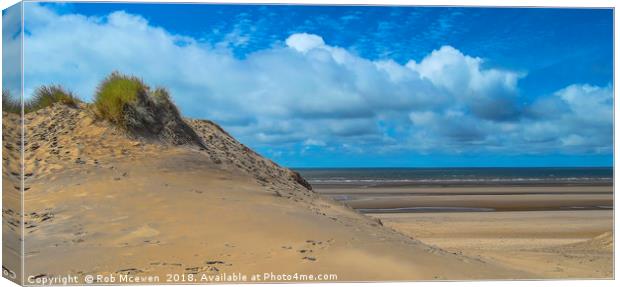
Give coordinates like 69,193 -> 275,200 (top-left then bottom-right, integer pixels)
2,110 -> 23,283
3,104 -> 530,283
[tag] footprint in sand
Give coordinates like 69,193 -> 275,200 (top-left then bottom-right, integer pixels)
116,268 -> 143,275
113,225 -> 160,246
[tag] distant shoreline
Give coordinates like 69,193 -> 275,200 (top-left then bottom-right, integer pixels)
310,181 -> 613,189
294,166 -> 613,188
293,166 -> 614,170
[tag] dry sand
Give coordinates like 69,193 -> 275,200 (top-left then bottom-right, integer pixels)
316,185 -> 614,279
3,104 -> 537,284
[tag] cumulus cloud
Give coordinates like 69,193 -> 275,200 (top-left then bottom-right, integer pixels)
406,46 -> 523,121
17,3 -> 613,157
285,33 -> 325,53
522,84 -> 613,153
403,83 -> 613,154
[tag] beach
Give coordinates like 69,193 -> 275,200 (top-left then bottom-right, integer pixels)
313,183 -> 613,278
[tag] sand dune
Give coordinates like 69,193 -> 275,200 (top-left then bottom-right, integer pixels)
2,103 -> 535,283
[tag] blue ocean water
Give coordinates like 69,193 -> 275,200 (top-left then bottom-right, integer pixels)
294,167 -> 613,186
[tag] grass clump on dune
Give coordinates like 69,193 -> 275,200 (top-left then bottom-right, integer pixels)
150,87 -> 181,114
27,85 -> 80,112
94,71 -> 147,126
93,72 -> 202,146
2,90 -> 21,114
2,86 -> 79,114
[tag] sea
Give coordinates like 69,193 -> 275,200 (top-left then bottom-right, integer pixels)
294,167 -> 614,187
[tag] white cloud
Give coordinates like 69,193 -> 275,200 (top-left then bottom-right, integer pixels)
407,46 -> 523,120
285,33 -> 325,53
403,83 -> 613,154
521,84 -> 613,153
556,84 -> 612,124
18,4 -> 612,156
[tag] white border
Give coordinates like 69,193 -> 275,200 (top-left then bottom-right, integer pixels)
0,0 -> 616,8
0,1 -> 617,287
0,0 -> 618,7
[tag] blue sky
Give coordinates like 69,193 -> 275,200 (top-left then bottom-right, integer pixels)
3,3 -> 614,167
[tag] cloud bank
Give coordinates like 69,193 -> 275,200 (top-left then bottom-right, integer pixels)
16,4 -> 613,161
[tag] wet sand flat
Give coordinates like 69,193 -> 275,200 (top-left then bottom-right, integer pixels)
316,185 -> 613,212
315,185 -> 614,278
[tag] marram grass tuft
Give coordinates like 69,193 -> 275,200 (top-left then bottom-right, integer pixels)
94,71 -> 148,126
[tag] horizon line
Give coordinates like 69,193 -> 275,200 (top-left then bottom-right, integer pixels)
289,166 -> 614,169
